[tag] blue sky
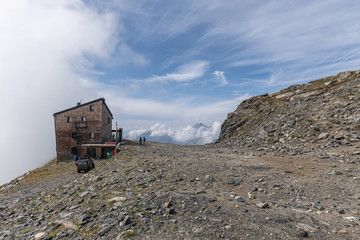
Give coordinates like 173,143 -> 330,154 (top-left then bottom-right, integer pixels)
89,0 -> 360,127
1,0 -> 360,184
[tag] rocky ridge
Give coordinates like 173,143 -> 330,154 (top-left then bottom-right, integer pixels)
218,70 -> 360,155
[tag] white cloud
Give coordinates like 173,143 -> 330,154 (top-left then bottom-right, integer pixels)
149,123 -> 174,137
213,71 -> 228,85
128,128 -> 148,139
0,0 -> 117,185
109,0 -> 360,86
102,90 -> 249,131
127,121 -> 222,145
212,1 -> 360,83
147,61 -> 209,83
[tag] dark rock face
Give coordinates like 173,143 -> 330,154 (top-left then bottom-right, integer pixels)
218,70 -> 360,154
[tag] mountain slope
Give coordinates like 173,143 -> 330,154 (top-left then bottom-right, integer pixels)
218,70 -> 360,154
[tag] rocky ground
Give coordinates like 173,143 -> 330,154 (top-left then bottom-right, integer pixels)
1,70 -> 360,239
1,140 -> 360,239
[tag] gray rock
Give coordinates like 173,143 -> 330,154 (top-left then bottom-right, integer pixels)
292,202 -> 309,210
97,217 -> 119,235
0,231 -> 11,238
79,191 -> 89,198
296,223 -> 316,232
68,187 -> 79,196
318,133 -> 329,139
227,179 -> 235,185
236,197 -> 246,203
103,218 -> 119,226
125,192 -> 134,197
336,207 -> 345,214
166,207 -> 176,214
98,225 -> 112,236
313,202 -> 324,210
114,202 -> 123,208
118,213 -> 127,221
169,219 -> 177,224
334,135 -> 344,140
297,229 -> 308,237
77,214 -> 92,225
249,164 -> 272,170
234,179 -> 242,185
119,215 -> 130,226
256,202 -> 269,208
57,230 -> 70,238
135,178 -> 153,186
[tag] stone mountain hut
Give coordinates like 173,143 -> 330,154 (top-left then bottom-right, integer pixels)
53,98 -> 122,162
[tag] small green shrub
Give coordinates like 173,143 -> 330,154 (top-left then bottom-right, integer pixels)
313,127 -> 320,132
125,231 -> 134,237
23,229 -> 33,234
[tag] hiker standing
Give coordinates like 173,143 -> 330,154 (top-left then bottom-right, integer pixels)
143,137 -> 146,145
139,136 -> 142,145
74,155 -> 79,165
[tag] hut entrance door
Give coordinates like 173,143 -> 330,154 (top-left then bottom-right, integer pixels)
87,148 -> 96,158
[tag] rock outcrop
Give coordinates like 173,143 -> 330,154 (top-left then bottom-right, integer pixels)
218,70 -> 360,154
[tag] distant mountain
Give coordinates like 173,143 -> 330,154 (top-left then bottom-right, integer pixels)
126,122 -> 219,145
193,123 -> 208,129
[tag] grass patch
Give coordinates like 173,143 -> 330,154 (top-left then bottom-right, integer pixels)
2,158 -> 76,193
125,231 -> 134,237
23,229 -> 34,234
85,210 -> 95,215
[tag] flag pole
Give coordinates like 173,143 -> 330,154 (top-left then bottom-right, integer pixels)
115,121 -> 118,161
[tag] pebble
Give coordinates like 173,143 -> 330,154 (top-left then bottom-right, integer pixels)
247,192 -> 255,199
297,229 -> 308,237
256,202 -> 269,208
108,197 -> 126,202
77,213 -> 92,225
336,207 -> 345,214
313,202 -> 324,211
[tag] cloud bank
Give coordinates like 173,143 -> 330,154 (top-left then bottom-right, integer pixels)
0,0 -> 117,185
127,122 -> 222,145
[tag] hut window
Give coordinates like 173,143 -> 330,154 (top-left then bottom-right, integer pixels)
90,105 -> 94,111
90,132 -> 94,139
67,117 -> 72,123
81,117 -> 86,122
